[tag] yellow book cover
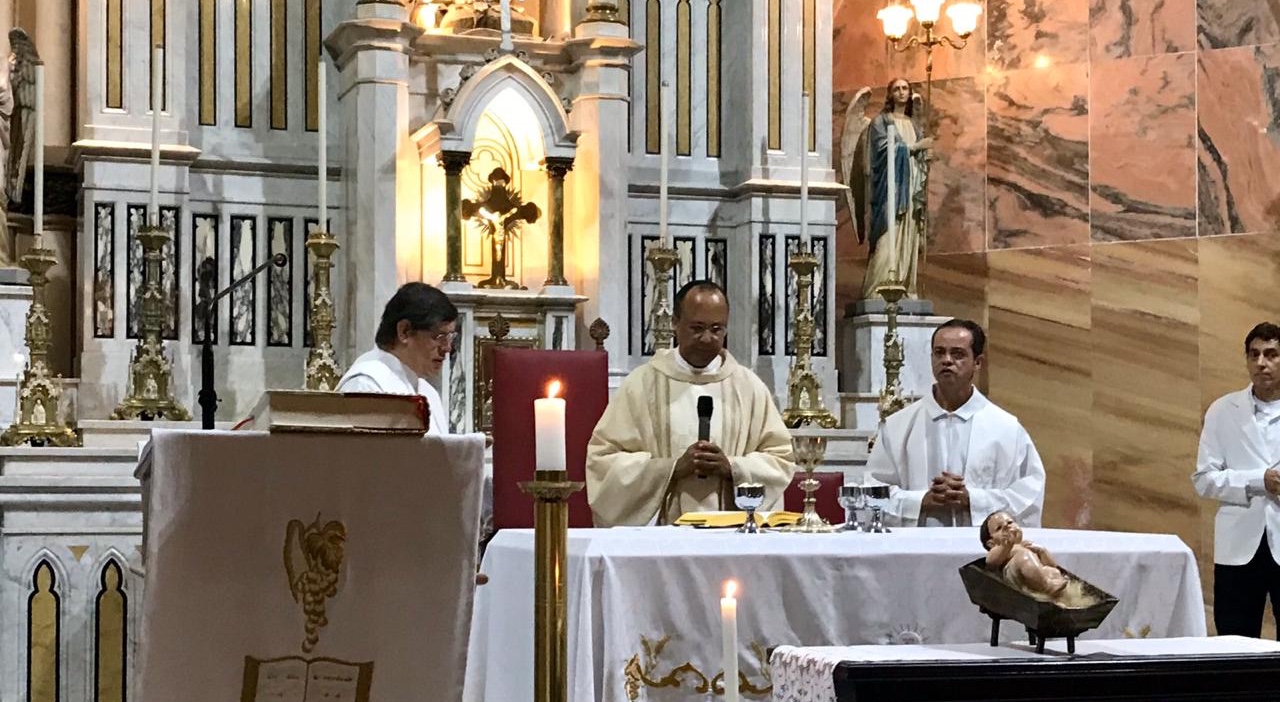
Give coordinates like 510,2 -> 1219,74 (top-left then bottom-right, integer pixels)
673,511 -> 801,528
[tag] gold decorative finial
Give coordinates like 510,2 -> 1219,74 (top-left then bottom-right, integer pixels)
589,317 -> 611,352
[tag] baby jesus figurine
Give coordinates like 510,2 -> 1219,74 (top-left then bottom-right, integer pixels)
981,511 -> 1093,607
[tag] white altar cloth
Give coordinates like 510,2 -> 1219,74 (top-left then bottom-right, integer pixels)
136,429 -> 486,702
769,637 -> 1280,702
464,526 -> 1205,702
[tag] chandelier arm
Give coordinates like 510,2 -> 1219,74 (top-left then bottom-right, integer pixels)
889,35 -> 922,53
939,34 -> 968,50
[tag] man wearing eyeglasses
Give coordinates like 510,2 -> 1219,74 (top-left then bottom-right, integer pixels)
337,282 -> 457,435
586,279 -> 795,527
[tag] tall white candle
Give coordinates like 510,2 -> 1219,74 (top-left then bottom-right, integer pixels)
658,80 -> 671,247
499,0 -> 514,51
33,64 -> 43,241
799,92 -> 809,248
886,124 -> 896,240
150,45 -> 162,227
721,580 -> 739,702
534,380 -> 566,471
318,61 -> 327,231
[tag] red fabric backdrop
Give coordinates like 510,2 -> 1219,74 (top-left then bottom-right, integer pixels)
491,348 -> 608,529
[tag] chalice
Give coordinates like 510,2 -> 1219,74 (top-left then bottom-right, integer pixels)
735,483 -> 766,534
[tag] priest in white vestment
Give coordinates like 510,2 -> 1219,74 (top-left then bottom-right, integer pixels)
587,280 -> 796,527
866,319 -> 1046,527
337,282 -> 455,435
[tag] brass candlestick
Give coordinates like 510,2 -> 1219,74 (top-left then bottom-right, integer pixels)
876,278 -> 910,422
646,245 -> 679,351
112,225 -> 190,420
519,469 -> 584,702
583,0 -> 625,23
304,229 -> 342,391
1,241 -> 80,446
780,433 -> 832,533
781,249 -> 838,429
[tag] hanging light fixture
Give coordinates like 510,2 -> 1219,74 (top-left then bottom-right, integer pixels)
909,0 -> 946,26
877,2 -> 914,41
945,1 -> 983,38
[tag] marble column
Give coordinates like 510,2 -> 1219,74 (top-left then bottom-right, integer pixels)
440,150 -> 471,284
327,3 -> 424,355
543,157 -> 573,288
565,23 -> 639,379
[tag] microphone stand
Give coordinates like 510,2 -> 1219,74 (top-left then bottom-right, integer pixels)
196,253 -> 288,429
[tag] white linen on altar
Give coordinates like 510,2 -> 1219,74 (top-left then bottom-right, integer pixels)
136,429 -> 485,702
769,637 -> 1280,702
464,526 -> 1205,702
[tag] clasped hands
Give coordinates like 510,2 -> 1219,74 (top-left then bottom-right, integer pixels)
921,470 -> 969,509
1265,467 -> 1280,496
673,441 -> 732,481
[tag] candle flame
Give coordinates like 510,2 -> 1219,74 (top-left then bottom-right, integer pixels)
546,379 -> 562,399
723,579 -> 737,599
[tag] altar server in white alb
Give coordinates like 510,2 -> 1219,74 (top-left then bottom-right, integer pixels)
866,319 -> 1046,527
1193,322 -> 1280,639
337,282 -> 455,435
586,280 -> 795,527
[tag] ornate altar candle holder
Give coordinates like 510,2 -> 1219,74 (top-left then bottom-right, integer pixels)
112,225 -> 190,421
304,228 -> 342,391
780,433 -> 834,533
782,249 -> 838,429
1,242 -> 81,446
734,483 -> 765,534
645,245 -> 679,350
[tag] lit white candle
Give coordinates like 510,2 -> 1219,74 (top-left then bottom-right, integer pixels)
534,380 -> 566,471
150,45 -> 162,227
721,580 -> 739,702
33,63 -> 43,241
799,92 -> 809,248
658,80 -> 671,247
318,60 -> 327,231
886,124 -> 896,240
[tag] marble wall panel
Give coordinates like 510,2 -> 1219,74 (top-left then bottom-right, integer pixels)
1197,0 -> 1280,50
1090,53 -> 1197,242
1091,239 -> 1201,562
987,63 -> 1090,249
988,0 -> 1090,71
986,246 -> 1092,529
1198,44 -> 1280,237
918,251 -> 990,391
1090,0 -> 1196,60
926,76 -> 987,255
1196,232 -> 1280,601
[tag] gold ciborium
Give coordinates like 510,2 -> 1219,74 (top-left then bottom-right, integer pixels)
781,432 -> 833,533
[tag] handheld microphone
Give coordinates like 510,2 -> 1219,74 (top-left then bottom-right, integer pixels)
697,396 -> 714,442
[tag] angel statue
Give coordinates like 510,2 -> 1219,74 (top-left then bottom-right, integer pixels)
7,28 -> 37,210
840,78 -> 933,301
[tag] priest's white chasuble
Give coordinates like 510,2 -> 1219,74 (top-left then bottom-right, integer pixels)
587,349 -> 796,527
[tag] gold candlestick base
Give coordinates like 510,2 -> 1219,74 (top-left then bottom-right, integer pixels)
519,470 -> 584,702
646,245 -> 679,352
781,251 -> 838,429
112,225 -> 190,421
1,245 -> 81,447
304,230 -> 343,391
